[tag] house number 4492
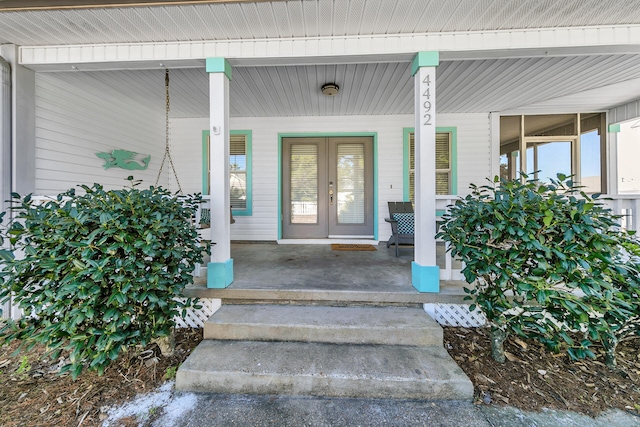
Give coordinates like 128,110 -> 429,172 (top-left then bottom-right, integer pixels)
422,73 -> 433,126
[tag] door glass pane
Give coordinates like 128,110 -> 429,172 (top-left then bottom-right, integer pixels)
337,144 -> 365,224
290,144 -> 318,224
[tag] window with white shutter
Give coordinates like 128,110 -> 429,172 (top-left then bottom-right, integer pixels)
406,129 -> 455,205
203,130 -> 252,216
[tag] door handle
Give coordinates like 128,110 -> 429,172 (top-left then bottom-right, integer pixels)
329,182 -> 334,205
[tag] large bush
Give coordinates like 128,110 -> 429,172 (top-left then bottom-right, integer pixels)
437,174 -> 639,365
0,178 -> 210,377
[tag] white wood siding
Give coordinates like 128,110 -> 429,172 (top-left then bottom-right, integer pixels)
439,113 -> 492,196
172,113 -> 491,241
609,98 -> 640,124
34,73 -> 167,194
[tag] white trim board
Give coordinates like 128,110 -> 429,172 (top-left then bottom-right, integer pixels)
20,25 -> 640,71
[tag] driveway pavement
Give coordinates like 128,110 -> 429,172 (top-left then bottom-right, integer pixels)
101,385 -> 640,427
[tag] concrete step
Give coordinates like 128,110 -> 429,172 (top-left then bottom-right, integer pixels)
183,281 -> 470,305
204,305 -> 443,346
175,340 -> 474,400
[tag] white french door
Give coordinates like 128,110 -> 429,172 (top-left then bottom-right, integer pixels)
282,137 -> 374,239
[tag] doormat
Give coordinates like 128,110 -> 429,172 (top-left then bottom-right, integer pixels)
331,244 -> 377,251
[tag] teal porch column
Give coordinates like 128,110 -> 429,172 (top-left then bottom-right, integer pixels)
411,51 -> 440,293
206,57 -> 233,288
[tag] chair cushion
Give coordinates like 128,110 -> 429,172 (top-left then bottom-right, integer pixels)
392,212 -> 414,234
200,208 -> 211,226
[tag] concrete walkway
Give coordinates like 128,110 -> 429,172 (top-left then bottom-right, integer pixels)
105,388 -> 640,427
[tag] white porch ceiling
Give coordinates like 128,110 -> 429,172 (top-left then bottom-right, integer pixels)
4,0 -> 640,117
2,0 -> 640,46
47,53 -> 640,118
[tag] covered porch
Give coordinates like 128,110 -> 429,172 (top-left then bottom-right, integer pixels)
187,242 -> 467,305
1,0 -> 640,302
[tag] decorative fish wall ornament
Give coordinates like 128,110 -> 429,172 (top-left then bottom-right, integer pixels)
96,149 -> 151,170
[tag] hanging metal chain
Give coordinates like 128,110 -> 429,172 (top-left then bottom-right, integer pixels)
155,68 -> 183,194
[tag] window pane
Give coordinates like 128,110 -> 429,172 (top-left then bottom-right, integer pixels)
435,133 -> 450,169
409,133 -> 415,204
230,171 -> 246,209
230,134 -> 247,209
526,146 -> 534,176
580,130 -> 601,193
524,114 -> 576,136
408,132 -> 452,200
536,141 -> 572,183
436,172 -> 450,194
409,170 -> 415,205
409,133 -> 415,171
435,133 -> 451,195
230,136 -> 246,170
290,144 -> 318,224
337,144 -> 365,224
499,154 -> 509,180
580,113 -> 603,134
513,150 -> 520,176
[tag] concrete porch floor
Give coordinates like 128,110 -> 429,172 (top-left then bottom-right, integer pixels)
185,242 -> 468,305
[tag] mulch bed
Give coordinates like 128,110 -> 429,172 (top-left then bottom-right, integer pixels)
2,325 -> 639,426
0,328 -> 202,427
443,326 -> 640,417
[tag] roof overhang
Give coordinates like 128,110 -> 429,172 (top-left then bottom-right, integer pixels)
0,0 -> 275,12
17,25 -> 640,72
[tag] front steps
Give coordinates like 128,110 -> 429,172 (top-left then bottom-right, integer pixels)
203,305 -> 443,346
176,304 -> 473,400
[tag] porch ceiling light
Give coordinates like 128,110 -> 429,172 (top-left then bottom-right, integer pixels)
321,83 -> 339,96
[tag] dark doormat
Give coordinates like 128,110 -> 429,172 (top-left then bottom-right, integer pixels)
330,244 -> 377,251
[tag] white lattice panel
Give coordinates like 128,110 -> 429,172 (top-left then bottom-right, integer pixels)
424,303 -> 486,327
173,298 -> 221,328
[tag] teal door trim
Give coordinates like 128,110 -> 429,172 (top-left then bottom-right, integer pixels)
278,132 -> 378,241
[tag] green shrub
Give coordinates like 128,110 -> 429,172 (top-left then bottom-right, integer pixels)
594,236 -> 640,366
437,174 -> 637,365
0,178 -> 210,378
